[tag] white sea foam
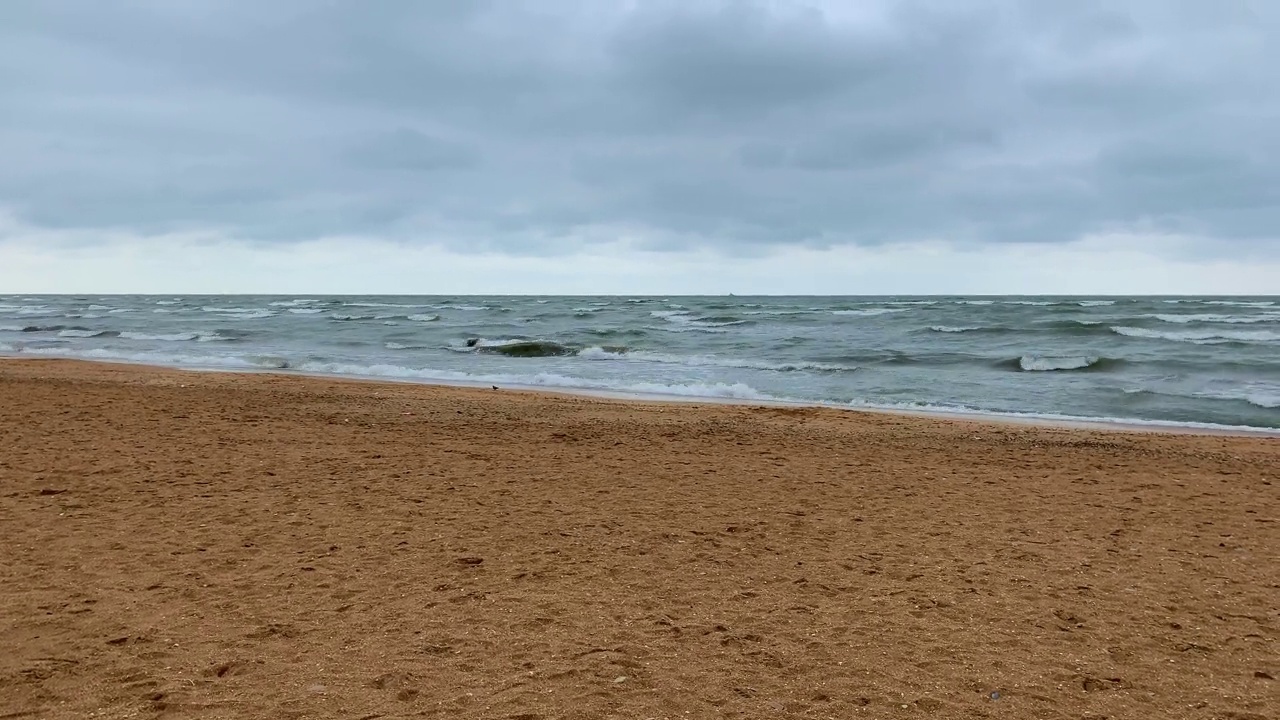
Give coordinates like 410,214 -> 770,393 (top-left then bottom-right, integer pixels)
956,300 -> 994,306
407,314 -> 440,322
202,307 -> 275,319
58,329 -> 109,338
1148,313 -> 1274,324
1204,300 -> 1275,307
343,301 -> 431,309
1194,384 -> 1280,409
385,342 -> 410,350
929,325 -> 981,333
1,346 -> 287,369
1111,326 -> 1280,344
330,314 -> 374,321
650,310 -> 745,329
1018,355 -> 1099,371
296,360 -> 777,401
117,331 -> 234,342
842,399 -> 1278,434
120,331 -> 200,341
1078,300 -> 1115,307
288,308 -> 325,315
1005,300 -> 1054,306
576,346 -> 854,372
831,308 -> 907,317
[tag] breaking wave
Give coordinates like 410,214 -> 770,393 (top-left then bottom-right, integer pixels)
1148,313 -> 1277,325
1005,355 -> 1118,372
831,308 -> 907,317
1111,326 -> 1280,345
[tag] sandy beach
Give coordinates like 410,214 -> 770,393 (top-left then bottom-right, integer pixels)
0,358 -> 1275,719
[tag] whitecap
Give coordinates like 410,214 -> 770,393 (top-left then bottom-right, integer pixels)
831,308 -> 907,317
1111,326 -> 1280,344
1018,355 -> 1100,372
1148,313 -> 1274,325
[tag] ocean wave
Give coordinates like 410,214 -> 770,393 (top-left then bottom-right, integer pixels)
407,314 -> 440,322
451,338 -> 577,358
4,324 -> 80,333
956,300 -> 994,306
330,314 -> 374,321
201,307 -> 276,319
1,346 -> 292,369
117,331 -> 237,343
577,346 -> 856,373
155,300 -> 182,306
650,310 -> 747,329
341,301 -> 430,309
296,361 -> 778,401
584,327 -> 647,338
1004,300 -> 1055,306
1012,355 -> 1113,372
477,340 -> 576,358
432,304 -> 491,311
928,325 -> 982,333
1127,383 -> 1280,410
270,299 -> 321,307
651,325 -> 732,334
831,308 -> 907,317
1204,300 -> 1275,308
1077,300 -> 1115,307
1111,326 -> 1280,344
841,398 -> 1278,433
1148,313 -> 1275,325
288,308 -> 326,315
58,329 -> 115,338
1206,387 -> 1280,409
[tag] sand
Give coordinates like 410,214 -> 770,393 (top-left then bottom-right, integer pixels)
0,359 -> 1275,720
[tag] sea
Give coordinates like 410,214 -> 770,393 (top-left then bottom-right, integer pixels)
2,295 -> 1278,432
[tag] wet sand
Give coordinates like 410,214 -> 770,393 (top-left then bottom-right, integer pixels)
1,359 -> 1276,719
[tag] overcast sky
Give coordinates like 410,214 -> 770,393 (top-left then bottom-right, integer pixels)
2,1 -> 1278,294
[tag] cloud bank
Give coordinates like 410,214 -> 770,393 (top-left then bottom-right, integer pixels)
1,1 -> 1277,292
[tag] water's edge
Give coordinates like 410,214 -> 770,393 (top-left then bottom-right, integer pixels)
11,355 -> 1277,438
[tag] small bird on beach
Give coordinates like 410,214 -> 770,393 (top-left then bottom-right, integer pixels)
491,385 -> 499,390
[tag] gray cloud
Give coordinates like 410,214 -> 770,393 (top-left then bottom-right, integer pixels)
1,0 -> 1278,255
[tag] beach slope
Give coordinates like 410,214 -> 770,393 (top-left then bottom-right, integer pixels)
0,359 -> 1275,719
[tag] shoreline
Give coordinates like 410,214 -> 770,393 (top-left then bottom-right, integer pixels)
5,354 -> 1278,437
